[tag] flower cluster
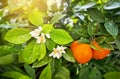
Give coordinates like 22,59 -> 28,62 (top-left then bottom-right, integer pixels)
30,27 -> 50,44
49,46 -> 67,59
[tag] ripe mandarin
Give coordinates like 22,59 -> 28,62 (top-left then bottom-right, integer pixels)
71,41 -> 92,64
92,41 -> 110,60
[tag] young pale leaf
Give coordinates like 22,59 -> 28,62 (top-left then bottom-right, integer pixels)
63,49 -> 75,62
42,24 -> 53,34
28,9 -> 44,26
39,64 -> 52,79
89,68 -> 102,79
24,64 -> 35,79
19,41 -> 39,64
50,29 -> 73,44
33,56 -> 51,68
55,66 -> 70,79
103,71 -> 120,79
2,71 -> 32,79
36,43 -> 46,61
0,54 -> 16,65
50,12 -> 66,24
4,28 -> 31,44
104,22 -> 118,39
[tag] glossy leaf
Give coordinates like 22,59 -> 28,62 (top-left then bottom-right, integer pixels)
80,2 -> 96,9
37,43 -> 46,61
63,49 -> 75,62
50,29 -> 73,44
42,24 -> 53,34
4,28 -> 31,44
39,64 -> 52,79
104,2 -> 120,10
46,39 -> 56,51
33,56 -> 51,68
104,22 -> 118,39
19,40 -> 38,64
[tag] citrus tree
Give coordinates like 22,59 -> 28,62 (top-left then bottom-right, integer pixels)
0,0 -> 120,79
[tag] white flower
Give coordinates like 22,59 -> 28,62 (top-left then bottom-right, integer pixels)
45,33 -> 50,38
30,27 -> 42,38
36,33 -> 46,44
49,46 -> 67,59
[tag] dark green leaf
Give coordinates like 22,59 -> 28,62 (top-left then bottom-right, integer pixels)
4,28 -> 31,44
89,68 -> 102,79
79,65 -> 91,79
80,2 -> 96,9
55,66 -> 70,79
50,29 -> 73,44
87,8 -> 105,22
2,71 -> 32,79
104,22 -> 118,39
115,39 -> 120,50
24,64 -> 35,79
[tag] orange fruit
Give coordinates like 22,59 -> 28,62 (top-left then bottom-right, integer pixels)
92,41 -> 110,60
70,41 -> 92,64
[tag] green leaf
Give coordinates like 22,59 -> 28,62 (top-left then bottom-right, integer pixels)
55,66 -> 70,79
50,29 -> 73,44
104,1 -> 120,10
2,71 -> 32,79
104,22 -> 118,39
0,54 -> 16,65
104,71 -> 120,79
79,65 -> 91,79
89,68 -> 102,79
50,12 -> 66,24
39,63 -> 52,79
28,9 -> 44,26
33,56 -> 51,68
80,2 -> 96,9
115,39 -> 120,50
8,0 -> 26,12
63,49 -> 75,62
24,64 -> 35,79
87,8 -> 105,22
19,40 -> 38,64
42,24 -> 53,34
4,28 -> 31,44
46,39 -> 56,51
37,43 -> 46,61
